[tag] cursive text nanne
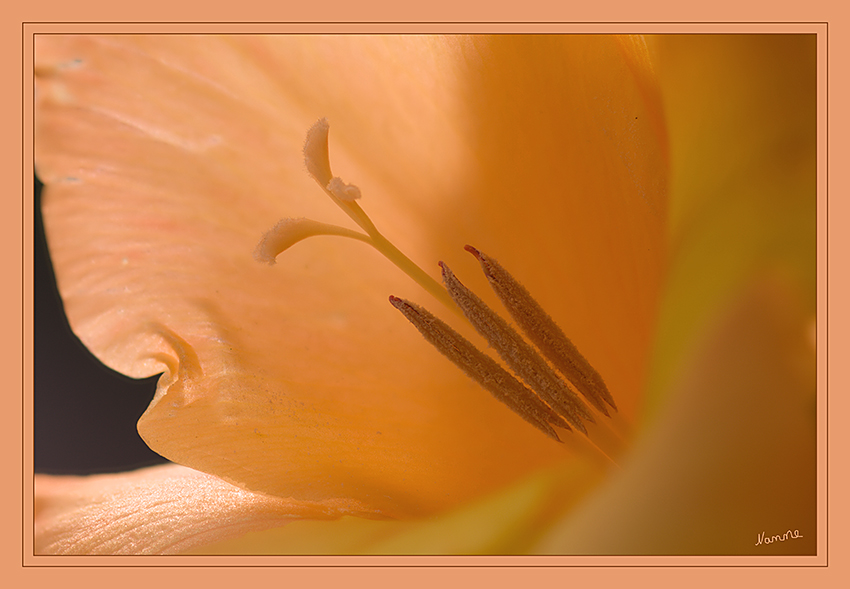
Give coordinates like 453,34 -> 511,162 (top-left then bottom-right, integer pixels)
755,529 -> 803,546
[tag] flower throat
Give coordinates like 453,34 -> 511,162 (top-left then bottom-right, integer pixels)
255,119 -> 621,460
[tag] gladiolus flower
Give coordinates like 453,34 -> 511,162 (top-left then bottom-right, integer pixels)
33,33 -> 815,555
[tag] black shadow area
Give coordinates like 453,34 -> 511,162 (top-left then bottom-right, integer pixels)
34,176 -> 168,474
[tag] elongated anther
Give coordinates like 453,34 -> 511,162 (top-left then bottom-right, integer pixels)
389,296 -> 570,442
464,245 -> 617,413
439,262 -> 593,433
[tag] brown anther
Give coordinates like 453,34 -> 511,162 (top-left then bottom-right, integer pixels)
439,261 -> 594,434
465,245 -> 617,413
389,296 -> 569,442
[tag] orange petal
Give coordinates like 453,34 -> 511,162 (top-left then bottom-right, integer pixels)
36,35 -> 666,518
533,276 -> 816,554
532,34 -> 816,555
35,464 -> 380,555
644,34 -> 817,416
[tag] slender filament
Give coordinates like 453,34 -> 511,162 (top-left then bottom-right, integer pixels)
262,117 -> 461,315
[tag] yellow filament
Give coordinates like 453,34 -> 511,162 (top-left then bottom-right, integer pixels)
297,118 -> 461,316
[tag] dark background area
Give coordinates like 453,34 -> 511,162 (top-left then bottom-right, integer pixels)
34,176 -> 168,474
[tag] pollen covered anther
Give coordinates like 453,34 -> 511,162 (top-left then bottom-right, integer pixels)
390,245 -> 622,443
439,261 -> 594,434
465,245 -> 617,413
389,296 -> 569,442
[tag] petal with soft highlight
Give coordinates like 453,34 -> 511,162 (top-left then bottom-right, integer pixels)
35,464 -> 379,555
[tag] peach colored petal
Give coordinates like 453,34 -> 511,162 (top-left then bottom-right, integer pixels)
35,464 -> 380,555
36,35 -> 666,519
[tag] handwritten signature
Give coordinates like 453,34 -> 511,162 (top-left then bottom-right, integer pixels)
755,529 -> 803,546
